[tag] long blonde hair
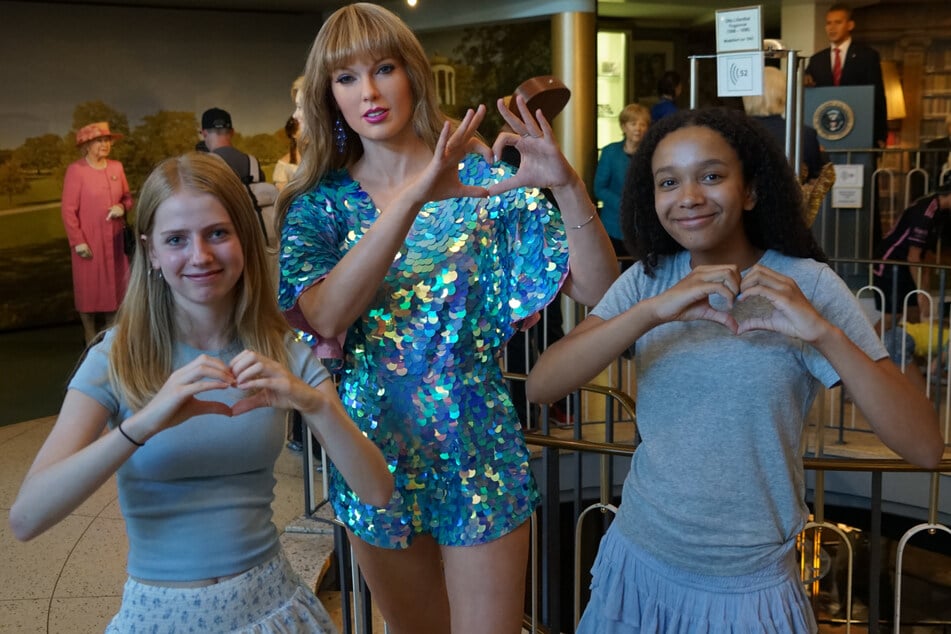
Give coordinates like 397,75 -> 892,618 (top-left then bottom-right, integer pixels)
110,152 -> 289,410
275,2 -> 446,232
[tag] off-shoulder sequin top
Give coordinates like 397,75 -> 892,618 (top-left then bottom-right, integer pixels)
279,154 -> 568,548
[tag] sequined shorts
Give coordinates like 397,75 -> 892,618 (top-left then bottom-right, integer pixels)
329,383 -> 541,548
330,454 -> 539,549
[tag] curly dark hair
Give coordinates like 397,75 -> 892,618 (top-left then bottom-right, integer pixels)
620,107 -> 827,276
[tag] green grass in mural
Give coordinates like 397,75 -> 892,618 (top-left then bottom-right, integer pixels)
0,205 -> 65,249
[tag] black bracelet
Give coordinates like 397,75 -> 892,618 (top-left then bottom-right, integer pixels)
117,421 -> 145,447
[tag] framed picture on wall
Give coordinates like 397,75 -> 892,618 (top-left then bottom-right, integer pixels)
632,40 -> 674,106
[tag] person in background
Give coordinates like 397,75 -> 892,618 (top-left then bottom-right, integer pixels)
873,180 -> 951,323
61,122 -> 133,345
273,76 -> 306,193
279,109 -> 305,460
274,75 -> 308,454
883,318 -> 949,395
804,2 -> 887,148
650,70 -> 681,122
594,103 -> 650,266
273,117 -> 300,193
10,152 -> 393,633
200,107 -> 265,185
743,66 -> 825,184
276,5 -> 618,633
527,107 -> 942,633
202,107 -> 278,246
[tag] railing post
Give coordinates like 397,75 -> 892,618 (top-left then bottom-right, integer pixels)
540,441 -> 562,632
868,471 -> 883,634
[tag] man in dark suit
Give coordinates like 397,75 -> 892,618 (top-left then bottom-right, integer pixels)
805,2 -> 887,148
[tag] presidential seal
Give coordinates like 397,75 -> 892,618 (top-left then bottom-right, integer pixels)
813,100 -> 854,141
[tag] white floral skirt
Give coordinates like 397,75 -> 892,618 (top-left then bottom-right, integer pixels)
105,550 -> 338,633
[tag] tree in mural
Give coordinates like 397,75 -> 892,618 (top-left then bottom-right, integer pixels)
0,161 -> 29,205
236,131 -> 286,166
13,134 -> 66,175
450,20 -> 552,135
124,110 -> 200,190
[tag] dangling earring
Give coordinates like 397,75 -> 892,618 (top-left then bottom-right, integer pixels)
151,268 -> 163,280
334,116 -> 347,154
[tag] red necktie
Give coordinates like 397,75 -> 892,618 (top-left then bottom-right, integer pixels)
832,47 -> 842,86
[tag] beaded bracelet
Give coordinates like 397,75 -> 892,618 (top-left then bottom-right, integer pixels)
568,213 -> 596,230
118,421 -> 145,447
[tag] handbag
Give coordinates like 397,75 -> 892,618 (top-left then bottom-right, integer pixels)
122,219 -> 136,256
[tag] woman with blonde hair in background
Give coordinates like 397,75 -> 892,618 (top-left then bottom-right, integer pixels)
742,66 -> 825,184
595,103 -> 650,266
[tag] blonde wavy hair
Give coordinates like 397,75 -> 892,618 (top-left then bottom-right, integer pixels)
275,2 -> 447,233
110,152 -> 289,410
742,66 -> 786,117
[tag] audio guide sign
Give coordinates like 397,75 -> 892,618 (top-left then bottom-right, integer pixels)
715,5 -> 763,97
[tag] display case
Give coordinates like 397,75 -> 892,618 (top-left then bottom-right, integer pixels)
597,30 -> 628,151
922,46 -> 951,142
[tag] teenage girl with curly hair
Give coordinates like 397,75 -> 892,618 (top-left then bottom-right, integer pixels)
529,107 -> 942,633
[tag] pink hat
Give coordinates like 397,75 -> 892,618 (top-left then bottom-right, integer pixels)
75,122 -> 123,146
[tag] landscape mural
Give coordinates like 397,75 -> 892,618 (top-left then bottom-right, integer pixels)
0,1 -> 551,331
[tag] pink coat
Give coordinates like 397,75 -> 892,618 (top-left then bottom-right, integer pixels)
61,158 -> 132,312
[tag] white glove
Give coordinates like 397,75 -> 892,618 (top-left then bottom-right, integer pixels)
75,243 -> 92,259
106,205 -> 125,220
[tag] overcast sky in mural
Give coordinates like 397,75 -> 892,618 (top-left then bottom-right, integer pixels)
0,2 -> 324,148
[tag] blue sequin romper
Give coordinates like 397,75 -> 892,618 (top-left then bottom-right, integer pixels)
279,154 -> 568,548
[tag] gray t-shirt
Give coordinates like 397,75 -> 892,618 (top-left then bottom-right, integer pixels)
591,250 -> 886,576
70,330 -> 330,581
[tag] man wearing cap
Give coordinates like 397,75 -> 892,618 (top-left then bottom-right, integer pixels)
200,107 -> 278,241
200,107 -> 264,185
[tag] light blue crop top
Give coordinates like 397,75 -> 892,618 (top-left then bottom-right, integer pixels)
69,329 -> 330,581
